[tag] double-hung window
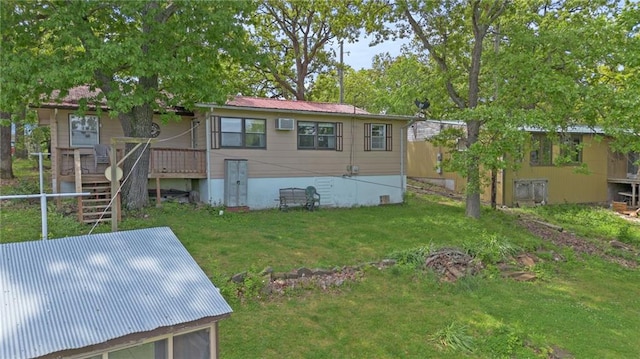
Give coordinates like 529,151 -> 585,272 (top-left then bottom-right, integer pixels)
298,121 -> 342,150
529,133 -> 552,166
214,117 -> 266,149
364,123 -> 392,151
69,114 -> 100,147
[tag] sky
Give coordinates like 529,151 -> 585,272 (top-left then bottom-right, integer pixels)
339,34 -> 409,70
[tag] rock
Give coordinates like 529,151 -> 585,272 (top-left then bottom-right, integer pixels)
260,266 -> 273,276
379,259 -> 397,267
297,267 -> 313,277
312,268 -> 333,276
609,240 -> 631,251
231,271 -> 246,283
504,271 -> 536,282
517,253 -> 536,267
284,271 -> 299,279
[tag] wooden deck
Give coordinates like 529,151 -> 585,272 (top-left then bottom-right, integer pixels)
56,147 -> 207,180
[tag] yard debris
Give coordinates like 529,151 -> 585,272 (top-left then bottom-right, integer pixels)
424,249 -> 483,282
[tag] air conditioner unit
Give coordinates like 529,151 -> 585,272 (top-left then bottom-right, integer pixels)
275,118 -> 295,130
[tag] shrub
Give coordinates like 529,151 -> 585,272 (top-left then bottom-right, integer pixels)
463,232 -> 518,264
430,321 -> 474,353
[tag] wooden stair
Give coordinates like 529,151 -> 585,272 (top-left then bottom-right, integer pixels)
78,180 -> 116,224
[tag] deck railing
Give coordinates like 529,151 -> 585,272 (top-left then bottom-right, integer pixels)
149,148 -> 206,177
57,147 -> 206,178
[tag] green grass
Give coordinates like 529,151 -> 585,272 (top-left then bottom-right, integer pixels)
2,160 -> 640,357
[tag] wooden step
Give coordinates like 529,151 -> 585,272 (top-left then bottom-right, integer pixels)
82,218 -> 112,223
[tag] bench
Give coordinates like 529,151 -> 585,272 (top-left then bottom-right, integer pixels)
279,186 -> 320,211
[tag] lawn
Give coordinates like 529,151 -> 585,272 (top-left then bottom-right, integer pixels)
1,159 -> 640,357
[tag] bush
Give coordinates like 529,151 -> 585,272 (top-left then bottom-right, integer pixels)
463,232 -> 518,264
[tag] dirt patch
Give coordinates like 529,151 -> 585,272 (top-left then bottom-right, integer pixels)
406,179 -> 639,268
517,217 -> 638,268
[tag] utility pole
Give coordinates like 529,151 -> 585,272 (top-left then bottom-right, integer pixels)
339,40 -> 344,104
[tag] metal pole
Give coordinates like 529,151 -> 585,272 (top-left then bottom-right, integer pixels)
38,153 -> 48,239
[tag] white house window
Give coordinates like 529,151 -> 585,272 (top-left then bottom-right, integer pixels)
219,117 -> 266,148
69,114 -> 99,147
298,121 -> 341,150
364,123 -> 392,151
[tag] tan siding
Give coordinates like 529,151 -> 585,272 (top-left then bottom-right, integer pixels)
207,109 -> 405,179
46,109 -> 194,149
504,134 -> 609,205
409,133 -> 612,205
407,140 -> 466,192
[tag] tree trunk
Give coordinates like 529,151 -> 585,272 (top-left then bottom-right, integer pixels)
0,112 -> 14,180
490,167 -> 497,210
465,120 -> 482,218
118,102 -> 153,210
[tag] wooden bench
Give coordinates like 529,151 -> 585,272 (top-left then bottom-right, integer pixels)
279,186 -> 320,211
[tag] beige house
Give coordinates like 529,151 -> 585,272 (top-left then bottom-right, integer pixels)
407,120 -> 639,207
37,87 -> 414,220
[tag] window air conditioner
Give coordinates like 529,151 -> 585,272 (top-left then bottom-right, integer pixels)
275,118 -> 295,130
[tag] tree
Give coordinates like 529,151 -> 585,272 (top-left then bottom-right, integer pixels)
250,0 -> 367,100
3,1 -> 255,209
309,53 -> 432,115
0,113 -> 13,180
369,0 -> 631,218
387,0 -> 508,218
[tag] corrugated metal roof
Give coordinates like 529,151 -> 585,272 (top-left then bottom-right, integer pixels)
0,227 -> 232,359
226,96 -> 370,115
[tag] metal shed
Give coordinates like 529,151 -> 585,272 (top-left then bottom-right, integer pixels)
0,227 -> 232,359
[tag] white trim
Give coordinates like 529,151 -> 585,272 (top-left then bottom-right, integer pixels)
69,114 -> 100,147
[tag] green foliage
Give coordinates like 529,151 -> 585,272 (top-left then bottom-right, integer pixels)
387,245 -> 432,268
4,172 -> 640,358
530,204 -> 640,246
430,321 -> 475,353
478,324 -> 527,358
463,232 -> 518,264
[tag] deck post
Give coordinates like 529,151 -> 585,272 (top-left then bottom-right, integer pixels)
110,141 -> 119,232
156,177 -> 161,207
74,149 -> 83,222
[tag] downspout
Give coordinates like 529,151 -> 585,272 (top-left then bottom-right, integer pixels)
205,111 -> 212,205
401,119 -> 418,198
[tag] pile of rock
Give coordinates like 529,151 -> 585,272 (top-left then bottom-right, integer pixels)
424,248 -> 484,282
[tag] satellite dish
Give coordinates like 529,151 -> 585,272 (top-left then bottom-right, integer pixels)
105,166 -> 123,182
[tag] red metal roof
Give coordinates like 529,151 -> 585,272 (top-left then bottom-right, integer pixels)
42,85 -> 106,108
226,96 -> 370,115
40,86 -> 370,116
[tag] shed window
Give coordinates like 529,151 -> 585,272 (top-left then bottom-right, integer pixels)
559,134 -> 582,164
108,339 -> 167,359
173,328 -> 210,359
529,133 -> 552,166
